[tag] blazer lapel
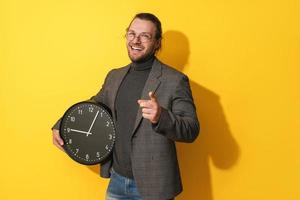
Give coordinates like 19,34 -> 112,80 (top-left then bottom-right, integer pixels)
131,58 -> 162,137
110,65 -> 130,120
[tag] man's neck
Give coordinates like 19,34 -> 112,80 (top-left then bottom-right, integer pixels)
131,55 -> 155,71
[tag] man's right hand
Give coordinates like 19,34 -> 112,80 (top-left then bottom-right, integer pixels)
52,129 -> 65,152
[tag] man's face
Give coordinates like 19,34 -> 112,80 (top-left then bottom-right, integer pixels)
126,18 -> 160,62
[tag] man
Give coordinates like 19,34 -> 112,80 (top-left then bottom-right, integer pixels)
52,13 -> 200,200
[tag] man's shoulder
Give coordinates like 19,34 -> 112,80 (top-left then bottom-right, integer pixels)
105,63 -> 130,77
156,59 -> 188,80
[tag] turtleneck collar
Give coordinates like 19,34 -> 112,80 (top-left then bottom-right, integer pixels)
130,55 -> 155,71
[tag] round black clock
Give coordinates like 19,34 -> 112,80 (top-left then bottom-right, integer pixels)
59,101 -> 115,165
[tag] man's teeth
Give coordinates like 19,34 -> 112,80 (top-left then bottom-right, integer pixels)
131,46 -> 142,51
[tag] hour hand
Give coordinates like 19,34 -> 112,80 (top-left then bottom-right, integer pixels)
70,129 -> 92,136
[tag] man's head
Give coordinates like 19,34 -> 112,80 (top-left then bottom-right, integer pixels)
126,13 -> 162,63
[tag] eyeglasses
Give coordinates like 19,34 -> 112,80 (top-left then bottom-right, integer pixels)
126,31 -> 153,43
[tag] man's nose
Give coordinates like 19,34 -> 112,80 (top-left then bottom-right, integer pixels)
132,35 -> 141,43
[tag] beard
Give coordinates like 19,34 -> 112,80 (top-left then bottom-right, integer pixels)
128,51 -> 155,63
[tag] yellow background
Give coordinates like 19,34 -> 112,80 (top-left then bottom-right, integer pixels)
1,0 -> 299,200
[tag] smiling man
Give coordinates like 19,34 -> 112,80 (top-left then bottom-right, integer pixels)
52,13 -> 200,200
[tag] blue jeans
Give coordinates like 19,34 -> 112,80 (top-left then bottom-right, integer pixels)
105,168 -> 142,200
105,168 -> 174,200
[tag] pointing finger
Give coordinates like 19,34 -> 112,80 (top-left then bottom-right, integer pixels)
138,100 -> 152,108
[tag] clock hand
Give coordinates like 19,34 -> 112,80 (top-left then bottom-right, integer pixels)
70,129 -> 92,136
88,110 -> 99,134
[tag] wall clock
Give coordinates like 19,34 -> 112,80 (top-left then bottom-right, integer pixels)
59,101 -> 115,165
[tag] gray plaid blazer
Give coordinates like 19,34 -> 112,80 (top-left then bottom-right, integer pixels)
53,58 -> 199,200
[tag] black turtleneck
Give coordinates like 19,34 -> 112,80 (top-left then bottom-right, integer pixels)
112,55 -> 155,179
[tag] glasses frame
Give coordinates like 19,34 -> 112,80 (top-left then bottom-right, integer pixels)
125,31 -> 154,43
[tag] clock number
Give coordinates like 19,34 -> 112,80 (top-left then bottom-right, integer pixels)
75,148 -> 79,154
89,107 -> 94,112
105,145 -> 109,150
67,128 -> 70,133
106,121 -> 110,127
96,152 -> 100,158
68,139 -> 72,144
71,116 -> 75,122
108,134 -> 112,140
86,154 -> 89,160
78,109 -> 83,115
100,112 -> 103,117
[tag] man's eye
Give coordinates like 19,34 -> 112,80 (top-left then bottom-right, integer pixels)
128,32 -> 135,37
140,34 -> 151,39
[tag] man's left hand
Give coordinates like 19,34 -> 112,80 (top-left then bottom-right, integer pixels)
138,91 -> 161,124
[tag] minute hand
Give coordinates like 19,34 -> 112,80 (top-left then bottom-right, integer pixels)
70,129 -> 91,136
88,110 -> 99,133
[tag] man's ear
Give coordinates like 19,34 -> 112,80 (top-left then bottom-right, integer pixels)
155,38 -> 162,51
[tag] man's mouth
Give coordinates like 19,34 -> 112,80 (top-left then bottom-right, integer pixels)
130,45 -> 143,51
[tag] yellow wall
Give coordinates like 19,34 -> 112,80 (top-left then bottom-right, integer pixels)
1,0 -> 299,199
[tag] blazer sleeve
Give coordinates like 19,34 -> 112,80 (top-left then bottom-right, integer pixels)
51,70 -> 112,131
152,75 -> 200,143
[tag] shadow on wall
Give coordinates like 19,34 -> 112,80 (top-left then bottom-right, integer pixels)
157,30 -> 241,200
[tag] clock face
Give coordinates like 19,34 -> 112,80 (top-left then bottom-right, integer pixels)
59,101 -> 115,165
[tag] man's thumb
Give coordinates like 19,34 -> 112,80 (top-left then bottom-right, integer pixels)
149,91 -> 156,101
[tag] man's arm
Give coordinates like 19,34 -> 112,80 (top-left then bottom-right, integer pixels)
152,75 -> 200,143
